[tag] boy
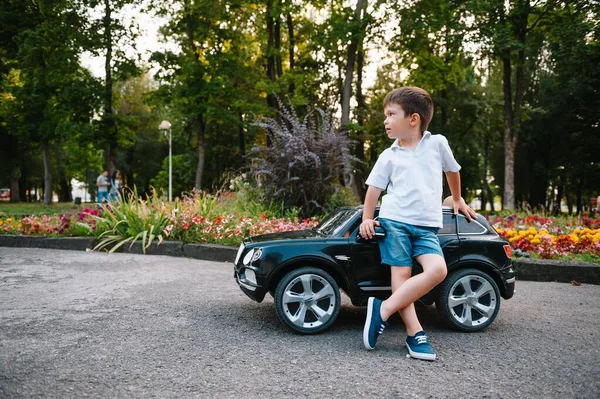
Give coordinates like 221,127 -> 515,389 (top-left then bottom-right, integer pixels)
360,86 -> 477,361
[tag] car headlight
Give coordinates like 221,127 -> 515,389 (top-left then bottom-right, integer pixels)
243,249 -> 255,265
243,248 -> 263,265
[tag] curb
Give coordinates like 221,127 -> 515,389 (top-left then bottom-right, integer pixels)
1,235 -> 599,285
0,235 -> 238,264
513,258 -> 600,285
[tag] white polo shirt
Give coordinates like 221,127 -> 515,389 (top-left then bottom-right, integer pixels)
365,131 -> 460,228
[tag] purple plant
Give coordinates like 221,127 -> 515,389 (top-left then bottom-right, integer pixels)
251,101 -> 356,216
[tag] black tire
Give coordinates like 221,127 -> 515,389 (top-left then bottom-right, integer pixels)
436,268 -> 501,332
274,267 -> 341,334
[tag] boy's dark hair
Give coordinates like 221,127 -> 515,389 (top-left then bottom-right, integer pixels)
383,87 -> 434,132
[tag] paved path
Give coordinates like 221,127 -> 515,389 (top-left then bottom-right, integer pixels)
0,248 -> 598,398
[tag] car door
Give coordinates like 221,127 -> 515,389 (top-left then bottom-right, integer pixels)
436,212 -> 460,270
348,210 -> 390,295
350,212 -> 460,292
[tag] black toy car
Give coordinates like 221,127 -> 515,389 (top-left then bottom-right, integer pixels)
234,206 -> 515,334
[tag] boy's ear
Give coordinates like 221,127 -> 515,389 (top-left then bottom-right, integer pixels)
409,113 -> 420,126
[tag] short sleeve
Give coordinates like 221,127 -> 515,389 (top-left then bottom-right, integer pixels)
365,152 -> 390,190
439,136 -> 461,172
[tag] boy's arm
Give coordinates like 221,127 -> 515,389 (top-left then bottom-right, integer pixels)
360,186 -> 383,239
445,171 -> 477,222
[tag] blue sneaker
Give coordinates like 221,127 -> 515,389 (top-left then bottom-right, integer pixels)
363,297 -> 388,350
405,331 -> 436,361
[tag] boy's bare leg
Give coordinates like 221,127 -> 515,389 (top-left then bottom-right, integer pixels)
391,267 -> 423,336
380,254 -> 447,321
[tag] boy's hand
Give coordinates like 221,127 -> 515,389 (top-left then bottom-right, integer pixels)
360,218 -> 380,239
453,198 -> 478,222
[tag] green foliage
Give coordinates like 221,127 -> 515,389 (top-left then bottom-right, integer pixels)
93,188 -> 171,253
323,186 -> 361,215
224,173 -> 301,220
149,154 -> 197,199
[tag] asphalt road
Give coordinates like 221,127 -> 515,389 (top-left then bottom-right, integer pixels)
0,248 -> 598,399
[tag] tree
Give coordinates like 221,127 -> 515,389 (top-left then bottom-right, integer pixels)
3,0 -> 94,204
470,0 -> 559,210
86,0 -> 141,174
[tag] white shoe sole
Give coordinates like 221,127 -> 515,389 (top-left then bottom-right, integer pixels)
363,297 -> 375,350
406,344 -> 436,361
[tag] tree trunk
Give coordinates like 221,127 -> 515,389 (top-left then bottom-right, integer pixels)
554,177 -> 563,215
286,7 -> 295,94
340,0 -> 366,197
354,39 -> 366,201
576,172 -> 583,215
56,144 -> 72,202
104,0 -> 116,174
183,0 -> 207,190
41,139 -> 53,205
265,0 -> 279,146
501,46 -> 515,210
238,112 -> 245,157
10,166 -> 20,202
341,0 -> 365,127
499,1 -> 530,211
274,0 -> 283,78
481,134 -> 489,211
19,173 -> 27,202
194,115 -> 206,191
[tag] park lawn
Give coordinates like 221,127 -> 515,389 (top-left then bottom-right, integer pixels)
0,202 -> 86,217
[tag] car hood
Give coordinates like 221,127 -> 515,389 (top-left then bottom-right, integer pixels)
246,229 -> 324,243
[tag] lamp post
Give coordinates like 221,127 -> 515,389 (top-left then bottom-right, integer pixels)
158,120 -> 172,202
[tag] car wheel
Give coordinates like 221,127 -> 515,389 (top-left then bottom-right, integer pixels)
274,267 -> 341,334
436,268 -> 501,332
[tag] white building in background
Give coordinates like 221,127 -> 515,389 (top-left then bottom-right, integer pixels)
71,179 -> 92,203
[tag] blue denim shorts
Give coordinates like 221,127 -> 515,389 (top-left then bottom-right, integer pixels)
378,218 -> 444,267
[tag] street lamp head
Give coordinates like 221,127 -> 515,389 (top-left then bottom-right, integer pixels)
159,120 -> 172,130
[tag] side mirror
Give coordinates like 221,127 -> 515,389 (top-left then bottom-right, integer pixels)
356,226 -> 387,242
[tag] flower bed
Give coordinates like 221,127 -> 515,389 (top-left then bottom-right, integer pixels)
0,208 -> 99,236
164,211 -> 319,246
489,214 -> 600,262
0,192 -> 319,251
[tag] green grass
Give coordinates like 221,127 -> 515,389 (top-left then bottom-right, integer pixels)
0,202 -> 87,217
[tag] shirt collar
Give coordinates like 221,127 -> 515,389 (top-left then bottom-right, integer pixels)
390,131 -> 431,150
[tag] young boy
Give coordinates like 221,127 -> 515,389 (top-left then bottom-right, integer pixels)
360,86 -> 477,361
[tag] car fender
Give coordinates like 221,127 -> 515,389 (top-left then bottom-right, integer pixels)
265,254 -> 349,294
448,257 -> 508,297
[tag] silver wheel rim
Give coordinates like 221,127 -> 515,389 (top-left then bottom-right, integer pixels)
448,275 -> 497,327
282,273 -> 337,329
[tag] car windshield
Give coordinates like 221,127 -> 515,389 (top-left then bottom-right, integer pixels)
314,208 -> 359,236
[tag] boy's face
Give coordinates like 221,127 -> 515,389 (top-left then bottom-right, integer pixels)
383,103 -> 420,139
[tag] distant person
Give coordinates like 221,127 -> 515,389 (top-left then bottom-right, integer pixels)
109,170 -> 122,201
96,170 -> 110,203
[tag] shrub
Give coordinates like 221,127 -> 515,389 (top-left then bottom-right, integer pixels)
93,188 -> 172,253
251,101 -> 356,217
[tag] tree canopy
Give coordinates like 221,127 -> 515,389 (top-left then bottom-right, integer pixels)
0,0 -> 598,214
